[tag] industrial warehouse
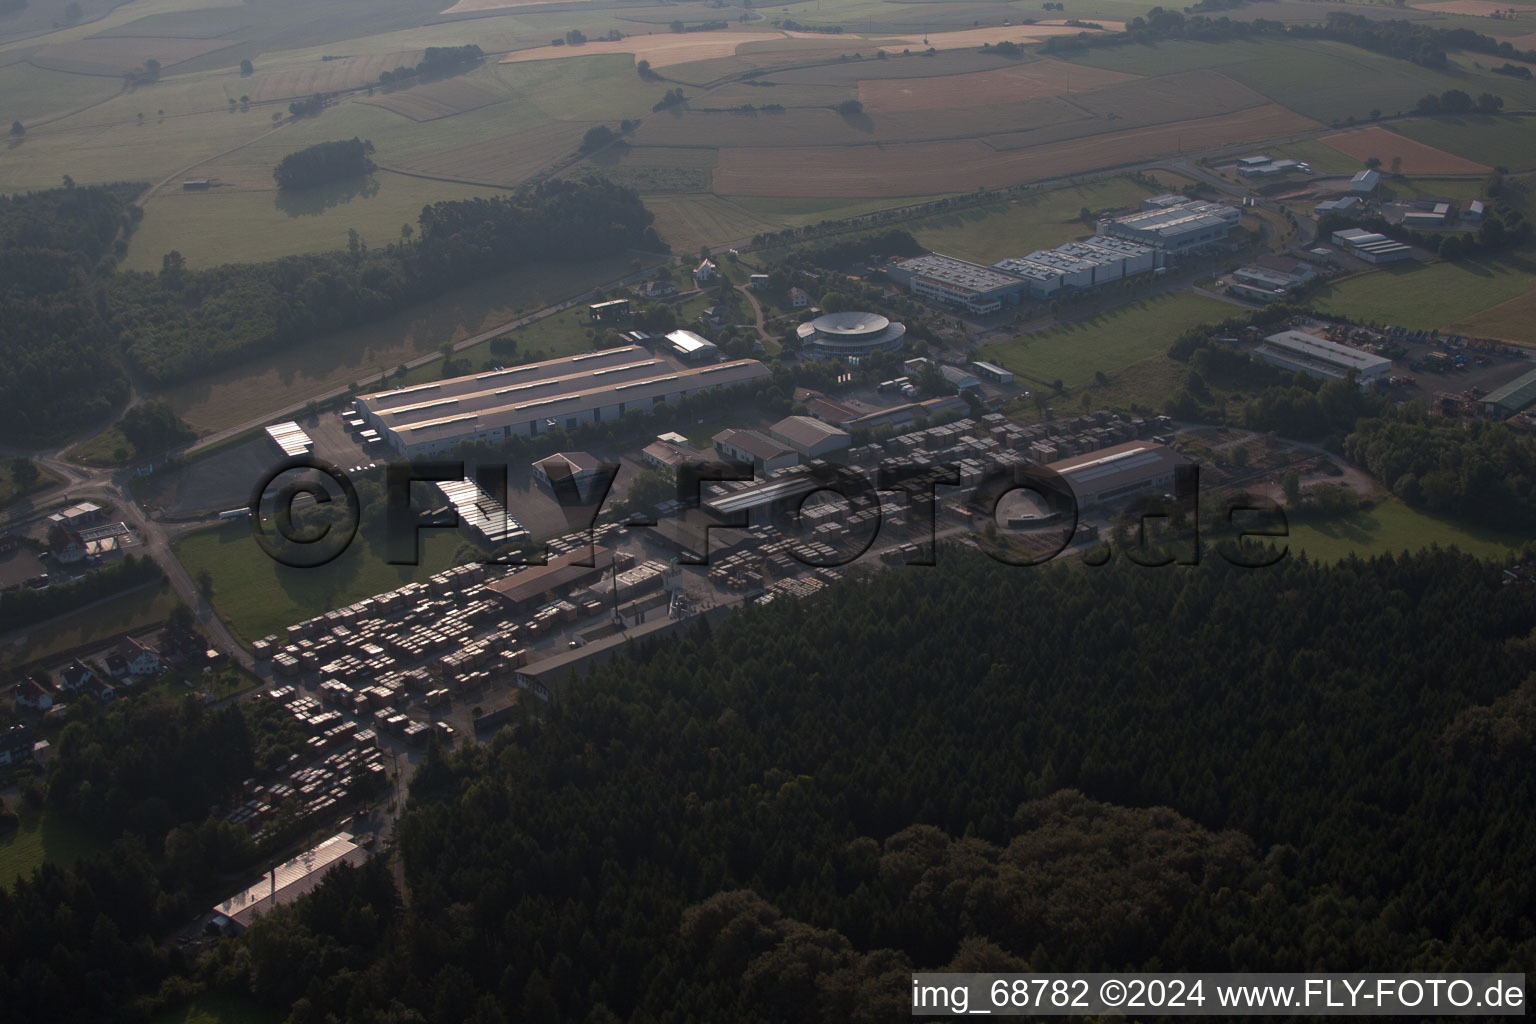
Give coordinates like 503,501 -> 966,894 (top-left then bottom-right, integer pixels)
889,196 -> 1232,310
1046,442 -> 1191,509
355,347 -> 770,456
1256,329 -> 1393,387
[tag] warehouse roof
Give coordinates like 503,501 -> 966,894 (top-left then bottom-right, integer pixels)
1483,367 -> 1536,415
895,253 -> 1022,293
363,347 -> 648,409
213,833 -> 365,930
769,415 -> 850,451
1046,442 -> 1188,497
1261,330 -> 1391,374
386,360 -> 770,447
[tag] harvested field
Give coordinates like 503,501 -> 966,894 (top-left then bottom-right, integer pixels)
1320,126 -> 1491,174
30,36 -> 237,75
870,24 -> 1118,48
1501,30 -> 1536,47
713,104 -> 1319,196
772,49 -> 1045,85
247,51 -> 425,102
441,0 -> 591,10
500,31 -> 791,68
393,120 -> 592,185
356,79 -> 503,121
1414,0 -> 1536,14
858,58 -> 1137,112
499,23 -> 1115,69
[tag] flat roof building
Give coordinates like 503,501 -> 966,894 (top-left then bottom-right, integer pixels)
1048,442 -> 1191,509
265,421 -> 312,458
211,833 -> 366,933
972,361 -> 1013,384
356,347 -> 769,456
1097,199 -> 1241,253
1257,329 -> 1392,386
887,254 -> 1025,313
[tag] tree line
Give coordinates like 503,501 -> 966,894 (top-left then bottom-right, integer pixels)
191,545 -> 1536,1022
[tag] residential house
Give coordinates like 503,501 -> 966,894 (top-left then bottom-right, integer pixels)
103,636 -> 161,679
13,678 -> 54,712
57,659 -> 97,693
789,287 -> 810,309
638,280 -> 677,300
0,725 -> 32,768
699,305 -> 730,330
48,524 -> 85,565
694,259 -> 716,285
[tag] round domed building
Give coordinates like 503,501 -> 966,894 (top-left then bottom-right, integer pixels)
795,311 -> 907,361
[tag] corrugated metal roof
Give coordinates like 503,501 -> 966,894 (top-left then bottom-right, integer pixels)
1484,367 -> 1536,414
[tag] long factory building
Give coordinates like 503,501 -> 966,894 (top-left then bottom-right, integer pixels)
356,346 -> 770,457
887,200 -> 1237,311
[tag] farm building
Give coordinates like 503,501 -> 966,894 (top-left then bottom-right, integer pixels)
972,361 -> 1013,385
887,254 -> 1025,314
211,833 -> 367,934
713,428 -> 798,473
1462,200 -> 1485,225
768,415 -> 851,459
940,365 -> 980,391
1314,196 -> 1363,216
1401,201 -> 1453,229
181,178 -> 211,190
1097,198 -> 1240,253
1349,169 -> 1381,194
795,311 -> 907,360
1330,228 -> 1413,264
1256,330 -> 1392,387
355,347 -> 770,456
1482,367 -> 1536,417
1237,158 -> 1302,177
663,329 -> 720,364
1047,442 -> 1192,509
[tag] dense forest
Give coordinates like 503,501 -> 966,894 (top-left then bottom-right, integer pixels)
0,179 -> 662,441
272,138 -> 376,191
1345,413 -> 1536,530
165,546 -> 1536,1023
0,694 -> 307,1023
112,178 -> 663,385
0,182 -> 139,441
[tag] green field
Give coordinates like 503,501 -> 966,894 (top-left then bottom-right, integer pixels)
124,173 -> 512,271
4,582 -> 182,669
174,520 -> 467,643
1310,256 -> 1536,328
1287,498 -> 1530,564
1065,39 -> 1536,124
911,176 -> 1166,264
1390,116 -> 1536,173
158,254 -> 639,434
985,291 -> 1237,388
0,809 -> 100,890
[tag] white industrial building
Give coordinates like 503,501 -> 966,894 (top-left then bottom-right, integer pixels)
356,347 -> 770,457
265,421 -> 313,458
437,478 -> 528,546
1230,265 -> 1306,303
1097,196 -> 1241,253
1349,169 -> 1381,194
887,254 -> 1026,313
990,235 -> 1155,297
662,329 -> 719,364
1048,442 -> 1190,509
940,364 -> 980,391
1256,329 -> 1392,387
211,832 -> 367,934
1330,228 -> 1413,264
